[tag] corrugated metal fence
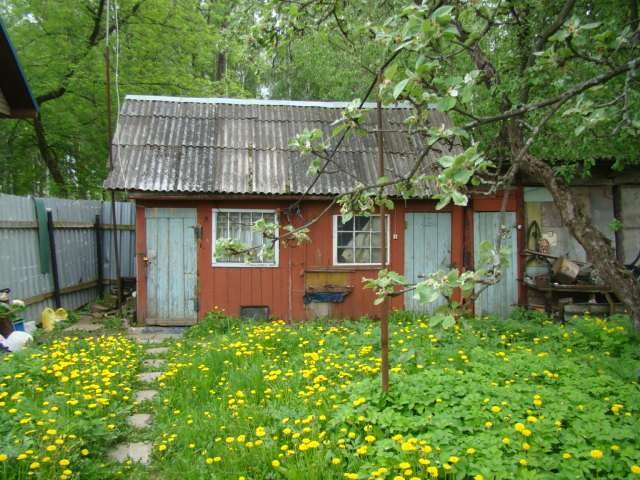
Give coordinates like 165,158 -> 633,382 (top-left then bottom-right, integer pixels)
0,194 -> 135,322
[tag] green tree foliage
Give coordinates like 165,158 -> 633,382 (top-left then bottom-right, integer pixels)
234,0 -> 640,331
0,0 -> 263,197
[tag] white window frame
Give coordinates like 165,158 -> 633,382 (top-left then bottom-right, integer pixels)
212,208 -> 279,267
332,214 -> 390,266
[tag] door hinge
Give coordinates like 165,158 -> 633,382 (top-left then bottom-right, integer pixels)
194,297 -> 200,312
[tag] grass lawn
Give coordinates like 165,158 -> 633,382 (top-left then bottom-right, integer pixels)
149,310 -> 640,480
0,333 -> 143,479
1,310 -> 639,479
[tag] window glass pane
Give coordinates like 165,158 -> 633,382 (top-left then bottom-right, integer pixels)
333,215 -> 388,265
337,246 -> 352,263
216,212 -> 228,238
354,232 -> 370,248
214,210 -> 276,265
337,232 -> 353,247
371,232 -> 381,247
354,248 -> 370,263
337,217 -> 354,232
355,216 -> 372,231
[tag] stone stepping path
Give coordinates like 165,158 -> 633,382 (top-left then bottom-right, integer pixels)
127,413 -> 153,429
64,323 -> 103,332
146,347 -> 168,355
134,390 -> 159,402
138,371 -> 162,383
143,359 -> 166,368
109,330 -> 177,466
108,442 -> 153,465
132,333 -> 180,344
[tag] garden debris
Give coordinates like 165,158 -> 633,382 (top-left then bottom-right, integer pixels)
552,257 -> 580,284
41,307 -> 68,331
90,303 -> 111,313
63,312 -> 105,332
0,330 -> 33,352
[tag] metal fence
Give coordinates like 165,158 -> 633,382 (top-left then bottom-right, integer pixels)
0,194 -> 135,322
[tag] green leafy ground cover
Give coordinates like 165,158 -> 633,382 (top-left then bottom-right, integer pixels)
0,334 -> 142,479
149,311 -> 640,479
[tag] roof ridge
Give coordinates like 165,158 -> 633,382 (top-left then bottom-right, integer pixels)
123,94 -> 411,109
112,144 -> 415,154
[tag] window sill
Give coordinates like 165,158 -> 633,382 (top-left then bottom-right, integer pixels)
212,263 -> 279,268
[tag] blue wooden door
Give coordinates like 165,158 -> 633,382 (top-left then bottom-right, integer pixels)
404,212 -> 452,313
473,212 -> 518,318
145,208 -> 198,325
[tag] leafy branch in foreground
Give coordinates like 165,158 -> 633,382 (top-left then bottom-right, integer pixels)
241,0 -> 640,332
362,238 -> 512,328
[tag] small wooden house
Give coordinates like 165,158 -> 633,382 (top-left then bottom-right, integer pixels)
105,95 -> 530,325
0,18 -> 38,119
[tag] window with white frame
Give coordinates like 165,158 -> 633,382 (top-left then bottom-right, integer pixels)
333,215 -> 390,265
212,209 -> 278,266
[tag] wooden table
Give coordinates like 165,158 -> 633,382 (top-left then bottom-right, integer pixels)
524,280 -> 617,318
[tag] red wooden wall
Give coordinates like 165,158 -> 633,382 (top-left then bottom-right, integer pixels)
134,192 -> 522,323
136,189 -> 524,321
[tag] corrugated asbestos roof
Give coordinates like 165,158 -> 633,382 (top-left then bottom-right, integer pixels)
104,95 -> 460,196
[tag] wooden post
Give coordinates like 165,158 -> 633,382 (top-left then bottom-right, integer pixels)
105,27 -> 122,308
612,185 -> 624,262
46,209 -> 61,308
376,95 -> 390,393
95,214 -> 104,297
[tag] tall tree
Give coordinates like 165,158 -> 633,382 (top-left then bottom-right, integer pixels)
236,0 -> 640,330
0,0 -> 263,197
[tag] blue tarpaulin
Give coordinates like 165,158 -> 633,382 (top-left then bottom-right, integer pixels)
303,292 -> 349,304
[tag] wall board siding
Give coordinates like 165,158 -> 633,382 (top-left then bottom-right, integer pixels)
135,198 -> 465,322
473,211 -> 519,318
404,212 -> 452,313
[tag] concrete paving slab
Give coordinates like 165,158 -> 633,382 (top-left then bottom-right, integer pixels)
64,323 -> 103,332
143,359 -> 166,368
127,413 -> 153,429
138,371 -> 162,383
146,347 -> 169,355
108,442 -> 152,464
131,333 -> 181,344
134,390 -> 159,402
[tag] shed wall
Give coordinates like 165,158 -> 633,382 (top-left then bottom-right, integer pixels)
135,198 -> 465,322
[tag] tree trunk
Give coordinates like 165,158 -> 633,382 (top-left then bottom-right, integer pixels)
33,115 -> 68,193
508,123 -> 640,331
215,52 -> 226,81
